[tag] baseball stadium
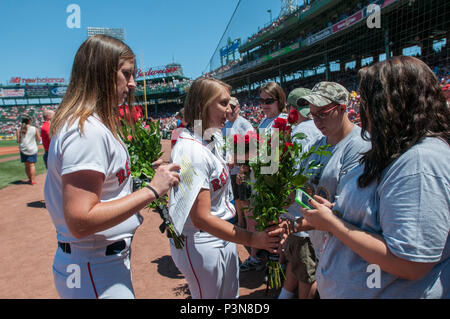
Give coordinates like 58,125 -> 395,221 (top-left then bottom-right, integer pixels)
0,0 -> 448,302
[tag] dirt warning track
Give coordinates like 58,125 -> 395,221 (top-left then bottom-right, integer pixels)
0,140 -> 275,299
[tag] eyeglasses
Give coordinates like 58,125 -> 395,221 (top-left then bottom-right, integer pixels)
258,97 -> 277,105
309,104 -> 340,120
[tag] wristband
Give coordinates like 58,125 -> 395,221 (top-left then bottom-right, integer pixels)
293,219 -> 298,232
146,185 -> 159,199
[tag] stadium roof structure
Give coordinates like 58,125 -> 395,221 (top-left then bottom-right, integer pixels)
213,0 -> 449,93
87,27 -> 125,41
239,0 -> 338,53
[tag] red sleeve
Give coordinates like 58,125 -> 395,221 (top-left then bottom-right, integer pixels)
41,122 -> 51,151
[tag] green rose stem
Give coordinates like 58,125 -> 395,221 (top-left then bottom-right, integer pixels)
120,116 -> 185,249
247,119 -> 331,291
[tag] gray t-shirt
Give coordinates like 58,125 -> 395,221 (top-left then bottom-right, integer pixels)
291,119 -> 323,151
304,125 -> 371,246
316,137 -> 449,298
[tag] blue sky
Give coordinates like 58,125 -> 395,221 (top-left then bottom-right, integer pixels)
0,0 -> 288,85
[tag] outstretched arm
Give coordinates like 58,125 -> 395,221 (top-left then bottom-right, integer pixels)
302,196 -> 436,281
189,189 -> 284,253
62,162 -> 180,239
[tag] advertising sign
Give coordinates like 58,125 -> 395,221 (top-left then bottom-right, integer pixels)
332,10 -> 364,33
136,65 -> 181,79
9,77 -> 65,84
382,0 -> 398,8
307,27 -> 333,46
220,39 -> 241,58
50,86 -> 67,97
0,88 -> 25,98
26,86 -> 50,98
264,42 -> 300,62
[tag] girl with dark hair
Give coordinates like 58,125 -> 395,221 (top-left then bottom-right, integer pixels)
44,35 -> 180,299
239,81 -> 290,272
16,115 -> 41,184
292,56 -> 449,298
257,81 -> 288,132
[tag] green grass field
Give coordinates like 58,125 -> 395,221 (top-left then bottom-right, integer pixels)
0,140 -> 19,160
0,141 -> 46,189
0,154 -> 47,189
0,140 -> 18,147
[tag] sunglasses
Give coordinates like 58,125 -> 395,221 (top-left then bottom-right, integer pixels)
309,104 -> 340,120
258,97 -> 277,105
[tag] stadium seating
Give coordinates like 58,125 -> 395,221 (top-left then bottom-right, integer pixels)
0,104 -> 58,137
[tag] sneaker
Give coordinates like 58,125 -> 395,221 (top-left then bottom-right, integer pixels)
239,257 -> 265,272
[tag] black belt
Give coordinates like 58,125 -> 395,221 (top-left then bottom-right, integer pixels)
58,242 -> 71,254
58,240 -> 126,256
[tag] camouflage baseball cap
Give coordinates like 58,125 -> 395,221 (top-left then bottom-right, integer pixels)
287,88 -> 312,118
299,82 -> 349,107
229,96 -> 239,107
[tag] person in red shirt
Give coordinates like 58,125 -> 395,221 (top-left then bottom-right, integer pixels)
41,109 -> 54,168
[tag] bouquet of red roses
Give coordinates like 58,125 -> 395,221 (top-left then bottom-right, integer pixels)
119,105 -> 185,249
244,116 -> 330,289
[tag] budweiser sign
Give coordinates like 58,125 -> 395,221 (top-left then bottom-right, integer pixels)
9,77 -> 65,84
136,66 -> 180,79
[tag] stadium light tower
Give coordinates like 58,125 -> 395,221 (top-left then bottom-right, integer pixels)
267,9 -> 272,24
280,0 -> 298,17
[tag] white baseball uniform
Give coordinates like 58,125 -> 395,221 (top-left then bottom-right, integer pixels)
169,129 -> 238,299
44,114 -> 142,299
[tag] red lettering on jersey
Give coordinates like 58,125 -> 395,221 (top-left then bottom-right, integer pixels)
211,179 -> 221,192
125,157 -> 131,177
222,168 -> 228,180
219,171 -> 227,186
212,168 -> 229,192
116,169 -> 126,185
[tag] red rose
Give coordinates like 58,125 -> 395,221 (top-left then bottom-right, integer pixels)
233,134 -> 244,144
118,104 -> 131,121
273,117 -> 288,131
131,105 -> 144,122
245,131 -> 260,143
288,109 -> 300,124
118,105 -> 125,119
244,134 -> 250,144
283,142 -> 293,153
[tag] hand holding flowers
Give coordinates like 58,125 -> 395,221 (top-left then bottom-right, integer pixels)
229,115 -> 330,289
118,105 -> 185,248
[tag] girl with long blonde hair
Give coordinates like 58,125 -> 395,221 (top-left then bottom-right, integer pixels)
44,35 -> 180,299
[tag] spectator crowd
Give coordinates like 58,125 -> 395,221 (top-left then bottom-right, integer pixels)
1,58 -> 448,139
0,104 -> 58,138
